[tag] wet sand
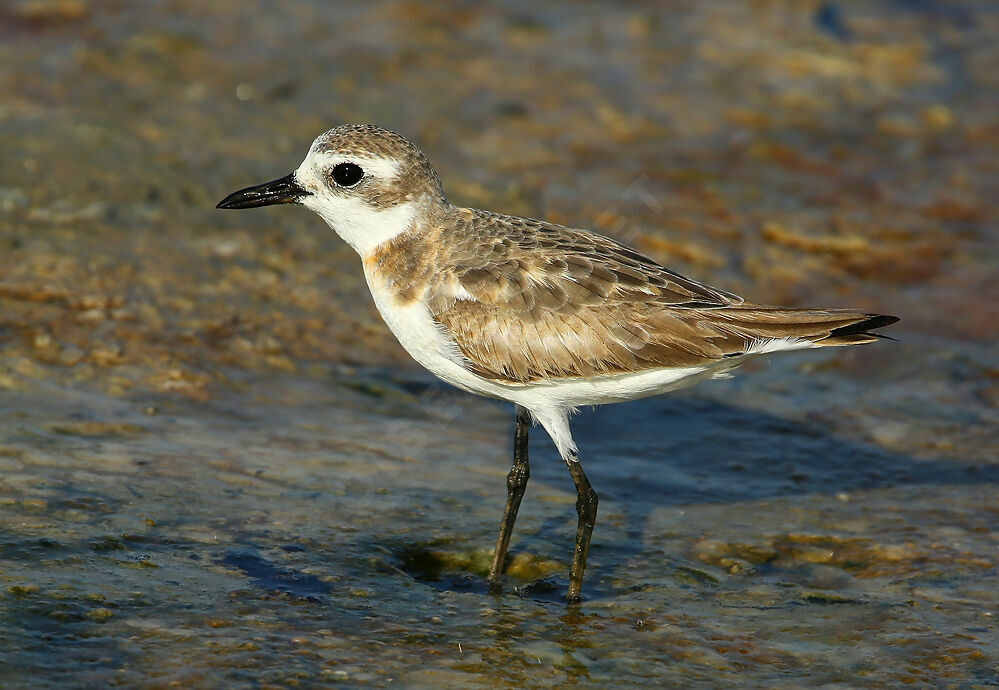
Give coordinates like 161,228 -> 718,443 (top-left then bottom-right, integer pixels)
1,1 -> 997,686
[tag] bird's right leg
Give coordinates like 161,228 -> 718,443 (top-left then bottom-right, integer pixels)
487,404 -> 531,592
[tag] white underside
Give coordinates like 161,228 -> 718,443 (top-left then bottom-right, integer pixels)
362,274 -> 817,461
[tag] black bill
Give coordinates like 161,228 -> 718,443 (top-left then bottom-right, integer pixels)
216,173 -> 309,210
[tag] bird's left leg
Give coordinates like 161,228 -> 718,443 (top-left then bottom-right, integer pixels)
565,449 -> 598,603
487,404 -> 531,592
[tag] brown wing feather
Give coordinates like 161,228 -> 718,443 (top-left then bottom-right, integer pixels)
400,210 -> 898,383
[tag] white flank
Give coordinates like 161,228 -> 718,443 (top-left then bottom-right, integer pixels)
451,282 -> 475,301
743,336 -> 815,355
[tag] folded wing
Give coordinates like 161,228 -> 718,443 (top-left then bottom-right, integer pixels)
426,212 -> 897,383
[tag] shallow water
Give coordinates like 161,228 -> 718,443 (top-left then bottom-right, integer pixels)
2,0 -> 997,687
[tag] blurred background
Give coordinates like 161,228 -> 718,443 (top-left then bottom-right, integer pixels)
1,1 -> 996,686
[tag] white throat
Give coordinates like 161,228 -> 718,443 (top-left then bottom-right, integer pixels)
302,194 -> 419,256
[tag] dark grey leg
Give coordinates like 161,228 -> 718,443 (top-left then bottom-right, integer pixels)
487,405 -> 531,592
565,450 -> 598,603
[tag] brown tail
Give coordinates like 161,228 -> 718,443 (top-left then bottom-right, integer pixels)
713,308 -> 900,349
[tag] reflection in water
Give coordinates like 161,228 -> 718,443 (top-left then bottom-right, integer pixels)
220,550 -> 334,601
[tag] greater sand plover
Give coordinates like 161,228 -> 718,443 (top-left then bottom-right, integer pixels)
218,124 -> 898,602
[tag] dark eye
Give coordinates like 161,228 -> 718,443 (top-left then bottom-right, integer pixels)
331,162 -> 364,187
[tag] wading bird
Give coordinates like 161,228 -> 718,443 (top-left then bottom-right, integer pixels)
218,125 -> 897,602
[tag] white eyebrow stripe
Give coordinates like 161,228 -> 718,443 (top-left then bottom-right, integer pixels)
312,151 -> 401,180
